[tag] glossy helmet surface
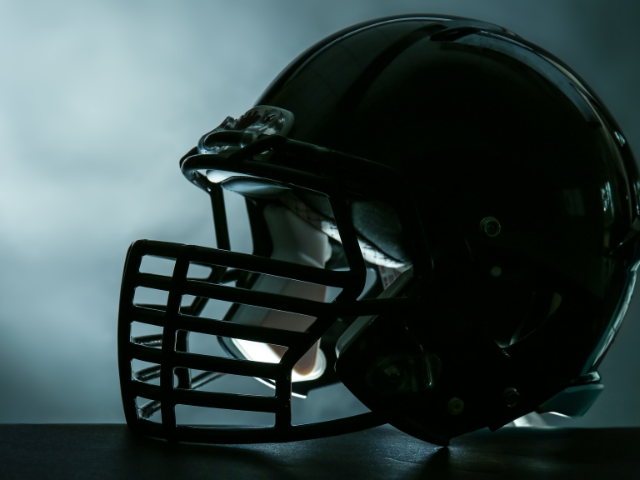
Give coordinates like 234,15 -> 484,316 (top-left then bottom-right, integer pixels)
118,14 -> 640,446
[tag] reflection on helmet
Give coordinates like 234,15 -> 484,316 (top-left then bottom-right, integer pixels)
118,14 -> 640,446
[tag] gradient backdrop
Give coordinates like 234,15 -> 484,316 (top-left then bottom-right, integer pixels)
0,0 -> 638,429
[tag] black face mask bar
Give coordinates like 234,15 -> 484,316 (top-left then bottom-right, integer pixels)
118,124 -> 430,444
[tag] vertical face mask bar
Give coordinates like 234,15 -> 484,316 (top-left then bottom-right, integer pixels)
208,182 -> 231,252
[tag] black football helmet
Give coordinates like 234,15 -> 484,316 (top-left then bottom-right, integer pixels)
118,14 -> 640,446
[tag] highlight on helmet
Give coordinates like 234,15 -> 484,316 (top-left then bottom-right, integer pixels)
117,14 -> 640,446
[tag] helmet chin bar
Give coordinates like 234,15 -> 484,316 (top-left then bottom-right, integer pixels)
118,128 -> 424,443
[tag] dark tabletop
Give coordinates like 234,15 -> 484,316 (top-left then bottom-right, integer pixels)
1,424 -> 638,479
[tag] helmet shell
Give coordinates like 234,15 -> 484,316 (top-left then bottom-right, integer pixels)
256,15 -> 640,441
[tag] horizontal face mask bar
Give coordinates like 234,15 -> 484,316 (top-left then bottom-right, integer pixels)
118,238 -> 416,443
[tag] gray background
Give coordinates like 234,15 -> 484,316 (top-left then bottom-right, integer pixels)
0,0 -> 638,428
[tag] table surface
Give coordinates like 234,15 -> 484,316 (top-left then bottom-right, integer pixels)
1,424 -> 638,480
